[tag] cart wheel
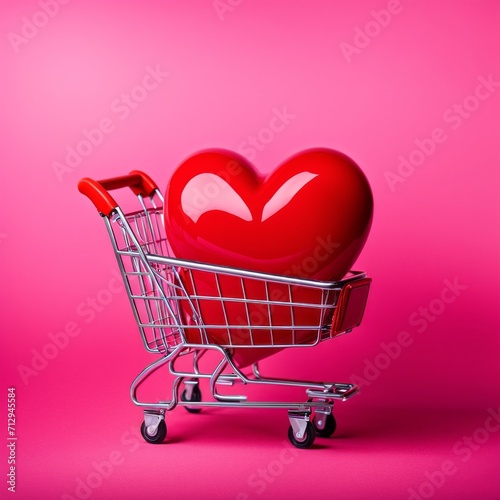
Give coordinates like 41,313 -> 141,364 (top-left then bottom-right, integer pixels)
140,419 -> 167,444
288,422 -> 315,449
181,384 -> 202,413
313,413 -> 337,438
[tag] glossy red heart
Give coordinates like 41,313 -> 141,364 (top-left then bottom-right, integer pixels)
164,148 -> 373,366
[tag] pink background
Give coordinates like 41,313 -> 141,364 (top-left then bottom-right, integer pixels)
1,0 -> 499,498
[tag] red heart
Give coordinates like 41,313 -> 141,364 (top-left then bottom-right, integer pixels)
165,149 -> 373,366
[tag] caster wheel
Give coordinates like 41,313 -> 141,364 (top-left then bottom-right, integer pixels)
141,419 -> 167,444
181,384 -> 202,413
313,413 -> 337,438
288,421 -> 315,449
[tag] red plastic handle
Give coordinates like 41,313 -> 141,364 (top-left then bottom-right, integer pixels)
78,170 -> 158,216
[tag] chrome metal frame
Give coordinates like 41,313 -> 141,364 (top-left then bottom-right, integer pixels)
95,187 -> 368,446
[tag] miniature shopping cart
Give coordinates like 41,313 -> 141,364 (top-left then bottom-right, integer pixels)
78,171 -> 371,448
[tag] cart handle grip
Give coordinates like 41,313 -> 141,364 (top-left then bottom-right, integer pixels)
78,171 -> 158,216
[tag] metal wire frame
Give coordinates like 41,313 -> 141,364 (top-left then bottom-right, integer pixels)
101,189 -> 366,356
81,179 -> 371,447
